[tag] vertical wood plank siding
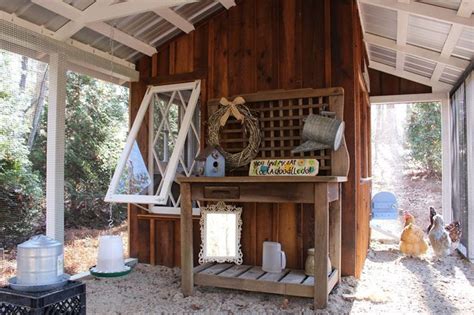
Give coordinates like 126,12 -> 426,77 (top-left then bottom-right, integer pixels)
128,0 -> 372,277
369,69 -> 432,96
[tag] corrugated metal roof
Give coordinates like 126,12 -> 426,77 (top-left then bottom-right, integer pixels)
404,54 -> 436,78
361,3 -> 397,40
0,0 -> 229,64
440,66 -> 464,84
369,43 -> 397,68
359,0 -> 473,90
407,15 -> 451,52
417,0 -> 461,11
453,27 -> 474,60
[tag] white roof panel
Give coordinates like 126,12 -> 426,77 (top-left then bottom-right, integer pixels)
361,2 -> 397,40
0,0 -> 230,64
359,0 -> 472,90
407,15 -> 451,52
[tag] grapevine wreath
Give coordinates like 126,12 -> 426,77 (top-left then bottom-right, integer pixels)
208,96 -> 261,168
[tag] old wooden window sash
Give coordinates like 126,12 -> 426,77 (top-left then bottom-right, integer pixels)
105,80 -> 201,214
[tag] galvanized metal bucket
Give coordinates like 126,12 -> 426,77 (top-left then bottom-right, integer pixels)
16,235 -> 64,286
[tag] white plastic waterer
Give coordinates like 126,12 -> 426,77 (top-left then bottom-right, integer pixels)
90,235 -> 130,277
96,235 -> 125,273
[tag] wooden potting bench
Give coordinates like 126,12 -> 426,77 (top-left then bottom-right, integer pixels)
178,175 -> 346,309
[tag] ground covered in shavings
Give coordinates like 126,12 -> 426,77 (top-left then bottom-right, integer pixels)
84,241 -> 474,314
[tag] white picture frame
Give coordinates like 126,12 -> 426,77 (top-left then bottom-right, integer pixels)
198,202 -> 243,265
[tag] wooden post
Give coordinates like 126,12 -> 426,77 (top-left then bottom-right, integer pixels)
180,182 -> 194,295
329,186 -> 342,283
46,53 -> 67,244
150,219 -> 156,265
314,183 -> 329,309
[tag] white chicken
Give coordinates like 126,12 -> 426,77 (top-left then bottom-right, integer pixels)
428,214 -> 451,259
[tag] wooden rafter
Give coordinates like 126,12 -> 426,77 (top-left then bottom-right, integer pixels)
54,0 -> 114,40
218,0 -> 236,10
78,0 -> 196,23
365,33 -> 469,70
431,1 -> 472,82
396,10 -> 408,71
154,8 -> 195,33
360,0 -> 472,89
359,0 -> 474,27
32,0 -> 157,56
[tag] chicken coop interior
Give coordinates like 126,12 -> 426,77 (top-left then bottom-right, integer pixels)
0,0 -> 473,312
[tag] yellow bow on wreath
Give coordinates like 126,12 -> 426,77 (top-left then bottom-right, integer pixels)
219,96 -> 246,126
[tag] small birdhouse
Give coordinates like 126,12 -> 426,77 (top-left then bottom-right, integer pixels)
195,146 -> 225,177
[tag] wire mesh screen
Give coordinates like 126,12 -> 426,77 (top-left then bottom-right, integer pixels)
0,19 -> 136,80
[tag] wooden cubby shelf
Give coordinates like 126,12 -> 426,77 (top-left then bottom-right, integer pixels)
194,263 -> 339,298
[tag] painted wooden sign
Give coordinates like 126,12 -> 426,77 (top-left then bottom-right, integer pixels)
249,159 -> 319,176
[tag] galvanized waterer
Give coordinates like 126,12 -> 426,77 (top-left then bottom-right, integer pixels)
9,235 -> 69,292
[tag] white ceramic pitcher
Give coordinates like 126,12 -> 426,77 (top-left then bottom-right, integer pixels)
262,241 -> 286,273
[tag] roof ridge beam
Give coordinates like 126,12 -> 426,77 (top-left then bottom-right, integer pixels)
359,0 -> 474,28
365,33 -> 469,70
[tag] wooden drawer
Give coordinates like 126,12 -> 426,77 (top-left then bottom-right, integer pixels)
203,186 -> 240,199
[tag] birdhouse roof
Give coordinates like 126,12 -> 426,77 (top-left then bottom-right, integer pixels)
196,145 -> 221,161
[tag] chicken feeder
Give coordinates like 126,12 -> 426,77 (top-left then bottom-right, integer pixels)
90,235 -> 131,277
8,235 -> 69,292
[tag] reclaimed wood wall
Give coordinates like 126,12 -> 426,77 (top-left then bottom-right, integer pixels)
369,69 -> 432,96
128,0 -> 372,277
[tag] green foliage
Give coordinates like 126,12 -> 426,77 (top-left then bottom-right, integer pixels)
31,72 -> 129,228
0,53 -> 43,247
0,51 -> 129,249
406,102 -> 442,176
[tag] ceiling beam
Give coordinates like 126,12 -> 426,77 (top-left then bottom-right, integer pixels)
396,11 -> 409,71
359,0 -> 474,28
149,1 -> 218,47
431,3 -> 470,82
370,92 -> 448,104
369,61 -> 452,91
218,0 -> 236,10
457,0 -> 474,18
87,22 -> 156,56
365,33 -> 469,70
79,0 -> 196,24
32,0 -> 157,56
154,8 -> 194,33
54,0 -> 114,40
0,14 -> 138,82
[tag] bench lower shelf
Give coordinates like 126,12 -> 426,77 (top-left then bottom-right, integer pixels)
193,263 -> 339,298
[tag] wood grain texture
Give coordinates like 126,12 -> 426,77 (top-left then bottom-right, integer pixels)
369,68 -> 432,96
128,0 -> 372,278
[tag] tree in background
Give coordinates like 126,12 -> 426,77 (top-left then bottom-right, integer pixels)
0,52 -> 44,247
406,102 -> 442,176
0,51 -> 129,248
31,72 -> 129,228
